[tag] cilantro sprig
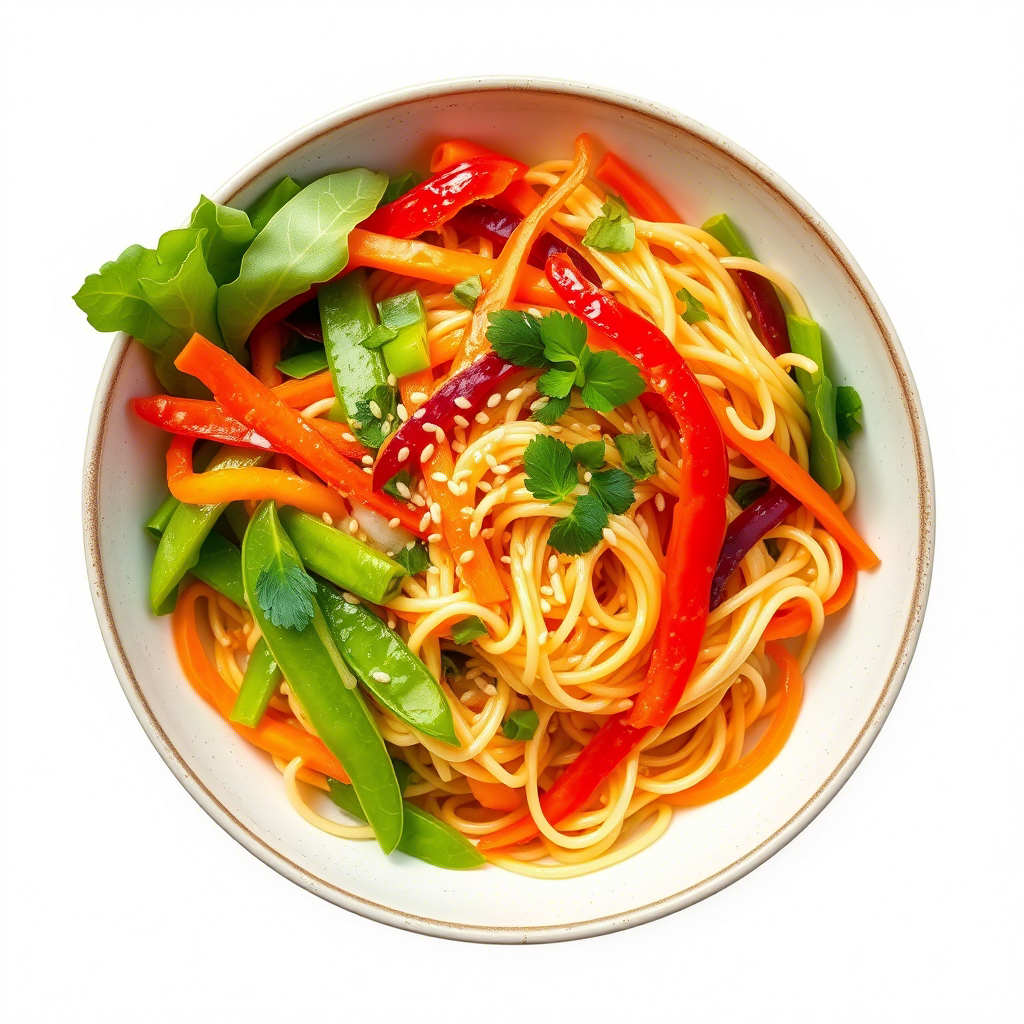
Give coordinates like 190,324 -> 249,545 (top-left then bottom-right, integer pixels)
253,507 -> 319,630
613,433 -> 658,480
486,310 -> 644,423
583,194 -> 635,253
677,287 -> 709,325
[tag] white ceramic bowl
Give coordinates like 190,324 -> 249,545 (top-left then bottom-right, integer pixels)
84,78 -> 934,943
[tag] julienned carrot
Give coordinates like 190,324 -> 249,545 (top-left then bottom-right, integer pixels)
662,642 -> 802,806
594,152 -> 681,223
250,322 -> 285,388
166,435 -> 350,520
467,777 -> 525,812
273,371 -> 335,408
173,582 -> 350,782
400,375 -> 508,606
765,550 -> 857,641
702,388 -> 878,570
175,335 -> 425,534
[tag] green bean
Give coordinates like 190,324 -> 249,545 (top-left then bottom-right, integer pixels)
230,640 -> 281,727
145,493 -> 180,539
701,213 -> 755,259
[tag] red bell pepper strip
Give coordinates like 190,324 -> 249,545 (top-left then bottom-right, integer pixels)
450,202 -> 601,285
709,486 -> 802,609
132,395 -> 369,460
371,353 -> 520,491
544,254 -> 729,731
430,139 -> 543,219
733,272 -> 790,358
594,152 -> 681,224
361,156 -> 526,239
174,334 -> 426,534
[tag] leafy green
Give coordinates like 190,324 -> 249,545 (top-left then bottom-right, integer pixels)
677,287 -> 709,325
523,435 -> 578,504
614,432 -> 658,480
548,493 -> 609,555
486,309 -> 547,368
451,616 -> 488,645
502,709 -> 540,741
380,171 -> 420,206
441,649 -> 469,680
382,470 -> 414,502
733,479 -> 770,509
539,312 -> 588,368
218,169 -> 388,352
532,394 -> 571,425
351,382 -> 397,450
582,194 -> 635,253
452,275 -> 483,310
571,440 -> 606,472
537,365 -> 577,399
393,541 -> 430,575
589,468 -> 635,515
578,349 -> 645,412
252,506 -> 318,630
188,196 -> 256,285
247,176 -> 303,233
835,385 -> 863,444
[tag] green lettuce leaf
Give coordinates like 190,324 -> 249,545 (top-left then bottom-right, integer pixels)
247,176 -> 303,233
188,196 -> 256,285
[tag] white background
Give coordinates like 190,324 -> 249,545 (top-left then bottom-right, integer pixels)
1,1 -> 1021,1021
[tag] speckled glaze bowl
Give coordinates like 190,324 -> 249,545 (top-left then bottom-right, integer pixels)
83,78 -> 934,943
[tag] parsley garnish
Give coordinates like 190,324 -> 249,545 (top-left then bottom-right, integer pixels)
452,616 -> 488,645
677,287 -> 709,324
549,492 -> 609,555
392,541 -> 430,575
523,434 -> 578,504
732,479 -> 770,509
502,709 -> 540,741
253,507 -> 318,630
582,194 -> 635,253
452,275 -> 483,310
835,385 -> 863,444
613,433 -> 658,480
588,468 -> 636,515
571,440 -> 605,471
486,310 -> 645,417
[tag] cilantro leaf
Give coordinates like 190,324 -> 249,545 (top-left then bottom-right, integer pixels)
613,433 -> 658,480
486,309 -> 546,368
677,287 -> 710,325
733,479 -> 770,509
537,365 -> 577,399
361,324 -> 398,349
539,312 -> 588,368
572,440 -> 606,471
382,469 -> 413,501
441,649 -> 469,680
589,468 -> 635,515
452,616 -> 488,644
253,509 -> 319,631
579,349 -> 645,412
392,541 -> 430,575
582,194 -> 635,253
835,385 -> 863,444
523,435 -> 578,504
452,275 -> 483,310
532,394 -> 571,426
548,492 -> 609,555
502,709 -> 539,741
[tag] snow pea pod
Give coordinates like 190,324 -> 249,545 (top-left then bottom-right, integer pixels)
189,532 -> 246,607
145,493 -> 180,539
242,501 -> 403,852
230,639 -> 281,727
327,775 -> 484,870
318,585 -> 459,746
149,446 -> 266,615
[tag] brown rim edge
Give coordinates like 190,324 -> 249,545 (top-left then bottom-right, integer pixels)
82,77 -> 935,944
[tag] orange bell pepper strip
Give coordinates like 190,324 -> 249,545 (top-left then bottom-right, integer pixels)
662,642 -> 803,806
468,777 -> 525,812
273,371 -> 335,408
764,550 -> 857,640
702,388 -> 878,570
173,582 -> 350,782
249,322 -> 285,387
174,334 -> 425,534
594,151 -> 681,223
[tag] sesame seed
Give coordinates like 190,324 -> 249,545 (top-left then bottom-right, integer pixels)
322,512 -> 333,525
493,464 -> 510,475
396,481 -> 411,499
428,532 -> 443,543
505,387 -> 523,401
422,421 -> 437,432
460,691 -> 475,705
431,471 -> 448,482
660,436 -> 670,450
529,399 -> 545,412
397,446 -> 410,463
655,493 -> 666,511
388,517 -> 401,529
475,412 -> 490,425
538,630 -> 549,645
549,425 -> 563,434
361,454 -> 373,465
547,555 -> 558,573
603,528 -> 616,546
583,471 -> 592,482
540,598 -> 552,614
485,454 -> 497,469
481,682 -> 497,696
433,426 -> 446,443
540,585 -> 553,596
500,555 -> 512,564
427,565 -> 440,575
486,393 -> 501,408
342,592 -> 360,604
460,550 -> 475,565
454,396 -> 472,410
363,467 -> 372,474
348,519 -> 359,534
413,408 -> 425,420
452,441 -> 466,453
469,521 -> 480,538
420,444 -> 435,462
397,404 -> 409,422
478,480 -> 492,492
418,511 -> 431,531
368,400 -> 382,419
342,431 -> 356,443
481,528 -> 495,539
410,391 -> 428,404
371,670 -> 391,684
430,502 -> 442,524
453,414 -> 470,428
387,616 -> 397,629
588,616 -> 600,627
387,374 -> 397,387
461,506 -> 474,517
446,479 -> 461,495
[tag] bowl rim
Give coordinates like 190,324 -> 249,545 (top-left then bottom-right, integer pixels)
82,75 -> 936,944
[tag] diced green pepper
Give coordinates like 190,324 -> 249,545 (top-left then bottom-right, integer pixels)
275,348 -> 329,379
376,290 -> 430,378
787,315 -> 842,492
318,585 -> 459,746
230,639 -> 281,727
277,507 -> 407,604
327,776 -> 484,870
701,213 -> 755,259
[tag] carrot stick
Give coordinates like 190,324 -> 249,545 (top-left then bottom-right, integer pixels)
250,322 -> 285,388
661,642 -> 802,806
764,549 -> 857,640
175,335 -> 424,533
173,582 -> 350,782
594,152 -> 681,223
702,388 -> 878,569
273,371 -> 335,408
468,777 -> 525,812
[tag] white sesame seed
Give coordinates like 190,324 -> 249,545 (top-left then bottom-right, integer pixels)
420,444 -> 435,462
433,426 -> 446,443
549,425 -> 563,434
460,691 -> 475,705
361,454 -> 373,465
481,682 -> 497,696
540,585 -> 553,596
387,615 -> 397,629
363,467 -> 372,474
396,481 -> 411,499
397,404 -> 409,422
422,421 -> 437,432
418,511 -> 431,531
602,527 -> 616,546
412,493 -> 426,506
368,400 -> 382,419
387,374 -> 397,386
427,532 -> 443,543
500,555 -> 512,564
478,480 -> 492,493
387,517 -> 401,529
454,396 -> 472,410
486,393 -> 502,409
398,446 -> 410,463
427,565 -> 440,576
588,422 -> 601,432
342,431 -> 356,443
460,506 -> 474,517
660,436 -> 670,450
430,502 -> 442,524
547,555 -> 558,573
493,464 -> 510,475
371,670 -> 391,684
475,412 -> 490,424
410,391 -> 428,405
505,388 -> 523,401
538,630 -> 549,645
453,414 -> 470,428
655,493 -> 666,511
348,519 -> 359,534
460,550 -> 475,565
342,592 -> 360,604
540,598 -> 552,614
484,453 -> 497,469
322,512 -> 333,525
413,408 -> 426,420
527,307 -> 541,317
583,471 -> 592,482
530,399 -> 545,412
469,521 -> 480,538
431,471 -> 447,483
587,615 -> 600,627
452,441 -> 465,453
